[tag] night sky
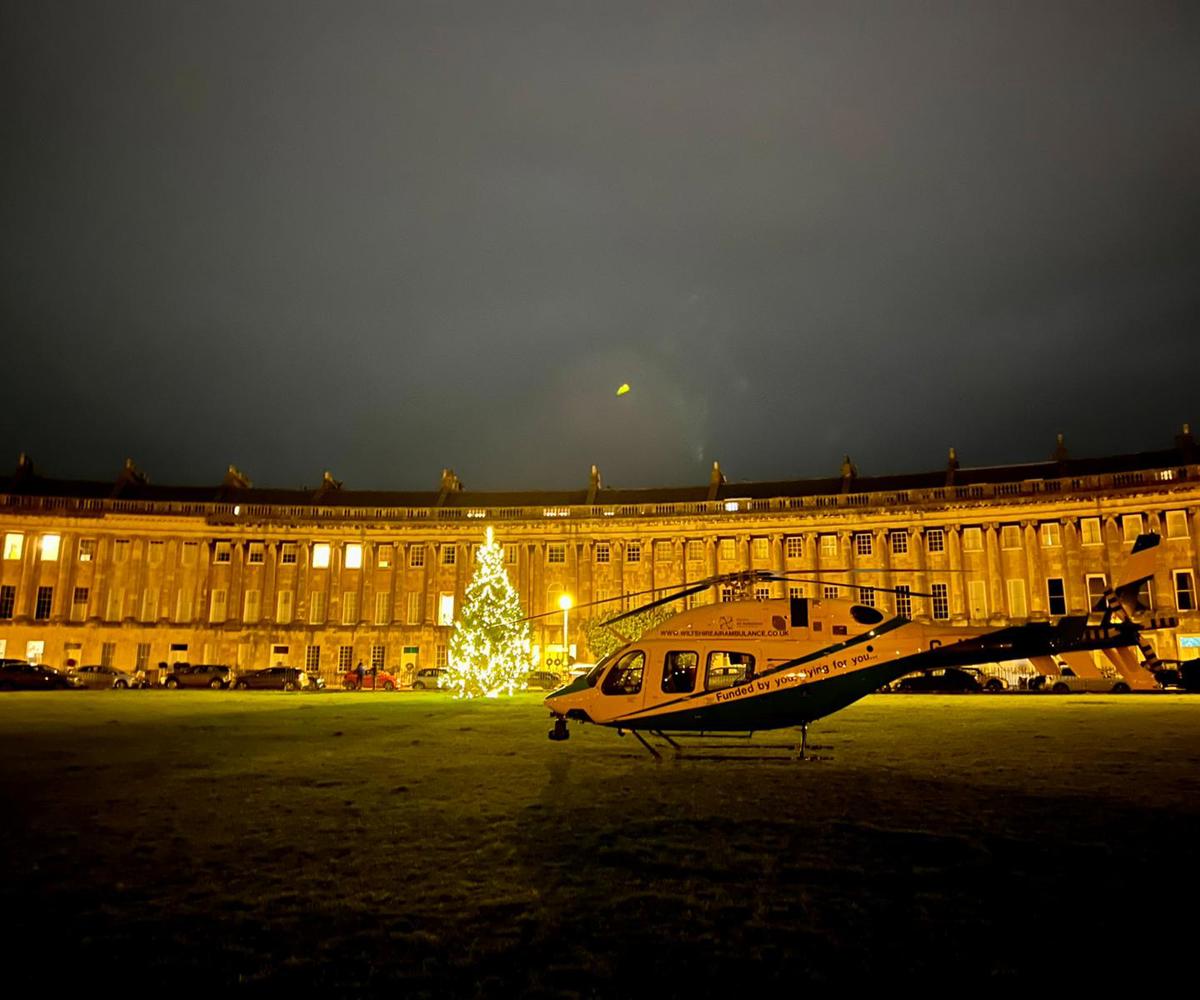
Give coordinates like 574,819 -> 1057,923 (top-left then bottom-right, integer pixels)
3,2 -> 1198,492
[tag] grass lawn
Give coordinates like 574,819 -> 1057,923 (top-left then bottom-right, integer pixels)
2,691 -> 1198,994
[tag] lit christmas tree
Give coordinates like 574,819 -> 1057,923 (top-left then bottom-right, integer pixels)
444,527 -> 532,698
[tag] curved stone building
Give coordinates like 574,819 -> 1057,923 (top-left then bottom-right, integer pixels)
1,428 -> 1197,685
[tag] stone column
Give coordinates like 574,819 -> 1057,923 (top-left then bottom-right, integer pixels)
948,525 -> 965,622
1062,519 -> 1084,613
911,528 -> 928,620
984,524 -> 1004,620
1023,522 -> 1043,617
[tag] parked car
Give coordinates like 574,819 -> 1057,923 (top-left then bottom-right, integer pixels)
342,669 -> 397,691
1029,674 -> 1131,694
0,661 -> 80,690
161,663 -> 234,689
524,671 -> 566,691
235,666 -> 312,691
961,667 -> 1007,692
411,668 -> 445,690
894,668 -> 982,693
68,664 -> 147,689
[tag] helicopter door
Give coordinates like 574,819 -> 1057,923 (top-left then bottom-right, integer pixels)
597,649 -> 647,719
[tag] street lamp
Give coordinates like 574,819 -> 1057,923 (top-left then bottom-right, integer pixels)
559,594 -> 573,667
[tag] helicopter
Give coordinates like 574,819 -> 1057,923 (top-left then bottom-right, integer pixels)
541,533 -> 1174,758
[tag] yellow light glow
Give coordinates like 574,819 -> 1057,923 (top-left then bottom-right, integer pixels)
616,383 -> 630,396
312,543 -> 331,568
344,543 -> 362,569
3,533 -> 23,560
40,534 -> 61,561
559,594 -> 573,611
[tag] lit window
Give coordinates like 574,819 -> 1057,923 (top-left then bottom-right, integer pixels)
1175,571 -> 1196,612
890,531 -> 909,555
344,544 -> 363,569
547,544 -> 565,564
1001,525 -> 1021,550
1040,522 -> 1061,547
40,534 -> 61,561
854,534 -> 872,557
819,535 -> 838,558
1080,518 -> 1103,546
442,546 -> 456,566
785,536 -> 803,559
312,543 -> 331,568
931,582 -> 949,620
438,593 -> 455,626
723,501 -> 740,513
1122,515 -> 1144,542
3,533 -> 23,560
927,529 -> 945,554
78,539 -> 95,562
962,527 -> 983,552
1166,510 -> 1189,539
626,541 -> 641,563
595,542 -> 610,564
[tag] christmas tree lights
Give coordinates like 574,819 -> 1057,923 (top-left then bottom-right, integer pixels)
444,527 -> 532,698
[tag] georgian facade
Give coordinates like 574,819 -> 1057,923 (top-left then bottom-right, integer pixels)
2,429 -> 1198,683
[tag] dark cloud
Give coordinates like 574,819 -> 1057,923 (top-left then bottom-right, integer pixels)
2,1 -> 1198,489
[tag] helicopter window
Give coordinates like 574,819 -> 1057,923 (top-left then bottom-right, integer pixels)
600,651 -> 645,696
849,605 -> 885,625
661,651 -> 698,694
705,651 -> 755,691
585,652 -> 618,688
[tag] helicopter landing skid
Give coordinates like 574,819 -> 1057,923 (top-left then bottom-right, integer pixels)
622,724 -> 829,761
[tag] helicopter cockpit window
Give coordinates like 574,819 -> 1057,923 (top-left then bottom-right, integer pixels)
661,651 -> 698,694
849,604 -> 885,626
585,652 -> 617,688
600,650 -> 645,696
705,651 -> 755,691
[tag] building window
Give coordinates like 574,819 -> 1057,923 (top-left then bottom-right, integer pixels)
927,529 -> 945,554
3,533 -> 23,560
174,590 -> 193,623
968,579 -> 987,619
71,587 -> 89,621
1121,515 -> 1144,542
375,592 -> 390,625
312,543 -> 331,568
136,643 -> 150,671
753,585 -> 770,601
962,527 -> 983,552
819,535 -> 838,558
141,589 -> 158,622
1080,518 -> 1103,546
107,588 -> 124,622
860,586 -> 875,608
306,646 -> 321,672
409,545 -> 426,568
371,645 -> 386,670
547,544 -> 565,564
686,540 -> 705,564
0,586 -> 14,620
1040,522 -> 1061,547
656,540 -> 674,562
180,541 -> 198,566
505,544 -> 518,564
1007,579 -> 1027,618
376,545 -> 392,568
406,592 -> 421,625
338,646 -> 353,671
626,541 -> 641,563
719,538 -> 735,561
214,541 -> 232,564
931,582 -> 949,620
720,586 -> 735,603
145,539 -> 163,566
342,591 -> 359,625
276,590 -> 294,624
890,531 -> 909,555
1175,571 -> 1196,612
753,538 -> 769,560
437,593 -> 455,626
785,536 -> 803,559
243,589 -> 261,623
78,538 -> 95,562
436,644 -> 448,668
788,585 -> 805,599
1085,574 -> 1108,614
1166,510 -> 1189,539
100,642 -> 116,668
34,586 -> 53,620
39,534 -> 61,561
442,546 -> 456,566
1047,578 -> 1066,616
209,588 -> 227,623
247,542 -> 264,564
280,543 -> 297,565
344,543 -> 363,569
822,584 -> 840,600
1000,525 -> 1021,550
309,591 -> 326,624
854,533 -> 872,557
113,539 -> 131,563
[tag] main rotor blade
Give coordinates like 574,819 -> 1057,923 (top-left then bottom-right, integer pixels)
776,575 -> 935,599
599,581 -> 715,627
